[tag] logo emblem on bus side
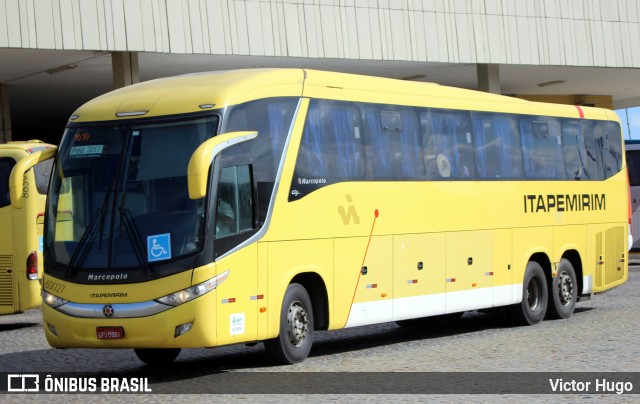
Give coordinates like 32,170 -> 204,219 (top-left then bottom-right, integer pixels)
103,304 -> 115,318
338,194 -> 360,225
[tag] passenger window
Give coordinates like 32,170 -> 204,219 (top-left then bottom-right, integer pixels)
581,121 -> 605,180
363,107 -> 423,179
521,117 -> 566,179
290,100 -> 364,200
298,100 -> 363,180
215,165 -> 254,239
603,121 -> 623,178
562,120 -> 599,180
0,157 -> 16,208
472,114 -> 523,178
421,110 -> 474,179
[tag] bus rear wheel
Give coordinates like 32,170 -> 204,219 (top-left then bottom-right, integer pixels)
264,283 -> 314,364
134,348 -> 181,365
509,261 -> 548,325
546,258 -> 578,319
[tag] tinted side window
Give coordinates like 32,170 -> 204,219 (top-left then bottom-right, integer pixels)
0,157 -> 16,208
225,97 -> 298,223
582,121 -> 605,180
521,117 -> 565,179
603,121 -> 623,179
215,165 -> 253,239
290,100 -> 364,200
562,120 -> 587,179
472,114 -> 523,178
362,106 -> 423,180
421,110 -> 474,179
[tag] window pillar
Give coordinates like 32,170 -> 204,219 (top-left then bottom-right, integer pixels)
477,64 -> 501,94
0,83 -> 11,143
112,52 -> 140,89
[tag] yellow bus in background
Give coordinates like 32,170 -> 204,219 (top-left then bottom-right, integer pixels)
34,69 -> 629,365
626,140 -> 640,251
0,141 -> 56,315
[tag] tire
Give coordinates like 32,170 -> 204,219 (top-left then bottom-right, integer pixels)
546,258 -> 578,319
264,283 -> 314,364
509,261 -> 548,325
134,348 -> 181,365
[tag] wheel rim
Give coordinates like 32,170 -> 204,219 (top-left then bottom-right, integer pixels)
286,300 -> 308,347
526,276 -> 542,311
557,270 -> 575,306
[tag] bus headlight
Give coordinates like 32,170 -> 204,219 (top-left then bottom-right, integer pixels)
42,290 -> 68,308
156,270 -> 229,307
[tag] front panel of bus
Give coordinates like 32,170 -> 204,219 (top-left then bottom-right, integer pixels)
41,97 -> 298,348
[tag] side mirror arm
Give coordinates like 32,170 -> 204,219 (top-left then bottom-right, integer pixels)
10,147 -> 58,209
187,131 -> 257,199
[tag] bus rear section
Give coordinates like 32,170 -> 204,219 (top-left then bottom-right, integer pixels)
0,141 -> 55,315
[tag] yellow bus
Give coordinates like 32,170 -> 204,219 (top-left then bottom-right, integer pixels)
0,140 -> 56,315
33,69 -> 629,365
626,140 -> 640,251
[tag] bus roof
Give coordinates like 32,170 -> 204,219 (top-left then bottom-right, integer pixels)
0,140 -> 54,153
69,68 -> 617,123
70,69 -> 306,122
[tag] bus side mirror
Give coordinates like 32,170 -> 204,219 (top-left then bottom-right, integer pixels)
10,147 -> 58,209
187,131 -> 257,199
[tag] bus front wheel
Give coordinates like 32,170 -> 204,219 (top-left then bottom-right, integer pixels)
509,261 -> 548,325
134,348 -> 181,365
546,258 -> 578,319
264,283 -> 314,364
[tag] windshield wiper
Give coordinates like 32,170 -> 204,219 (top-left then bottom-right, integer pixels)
65,184 -> 115,277
65,208 -> 103,277
119,207 -> 156,278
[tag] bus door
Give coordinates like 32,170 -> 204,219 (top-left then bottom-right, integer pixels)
213,164 -> 259,345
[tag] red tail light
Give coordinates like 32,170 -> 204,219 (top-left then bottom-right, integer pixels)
26,251 -> 38,280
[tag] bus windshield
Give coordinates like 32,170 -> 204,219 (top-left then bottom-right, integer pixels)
45,115 -> 218,273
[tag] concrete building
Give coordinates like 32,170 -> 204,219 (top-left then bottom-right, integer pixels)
1,0 -> 640,144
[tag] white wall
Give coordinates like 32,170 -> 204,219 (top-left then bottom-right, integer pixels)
1,0 -> 639,68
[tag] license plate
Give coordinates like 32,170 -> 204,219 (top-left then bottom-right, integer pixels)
97,326 -> 124,339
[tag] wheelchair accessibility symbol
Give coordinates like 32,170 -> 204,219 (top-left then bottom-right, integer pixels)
147,233 -> 171,262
